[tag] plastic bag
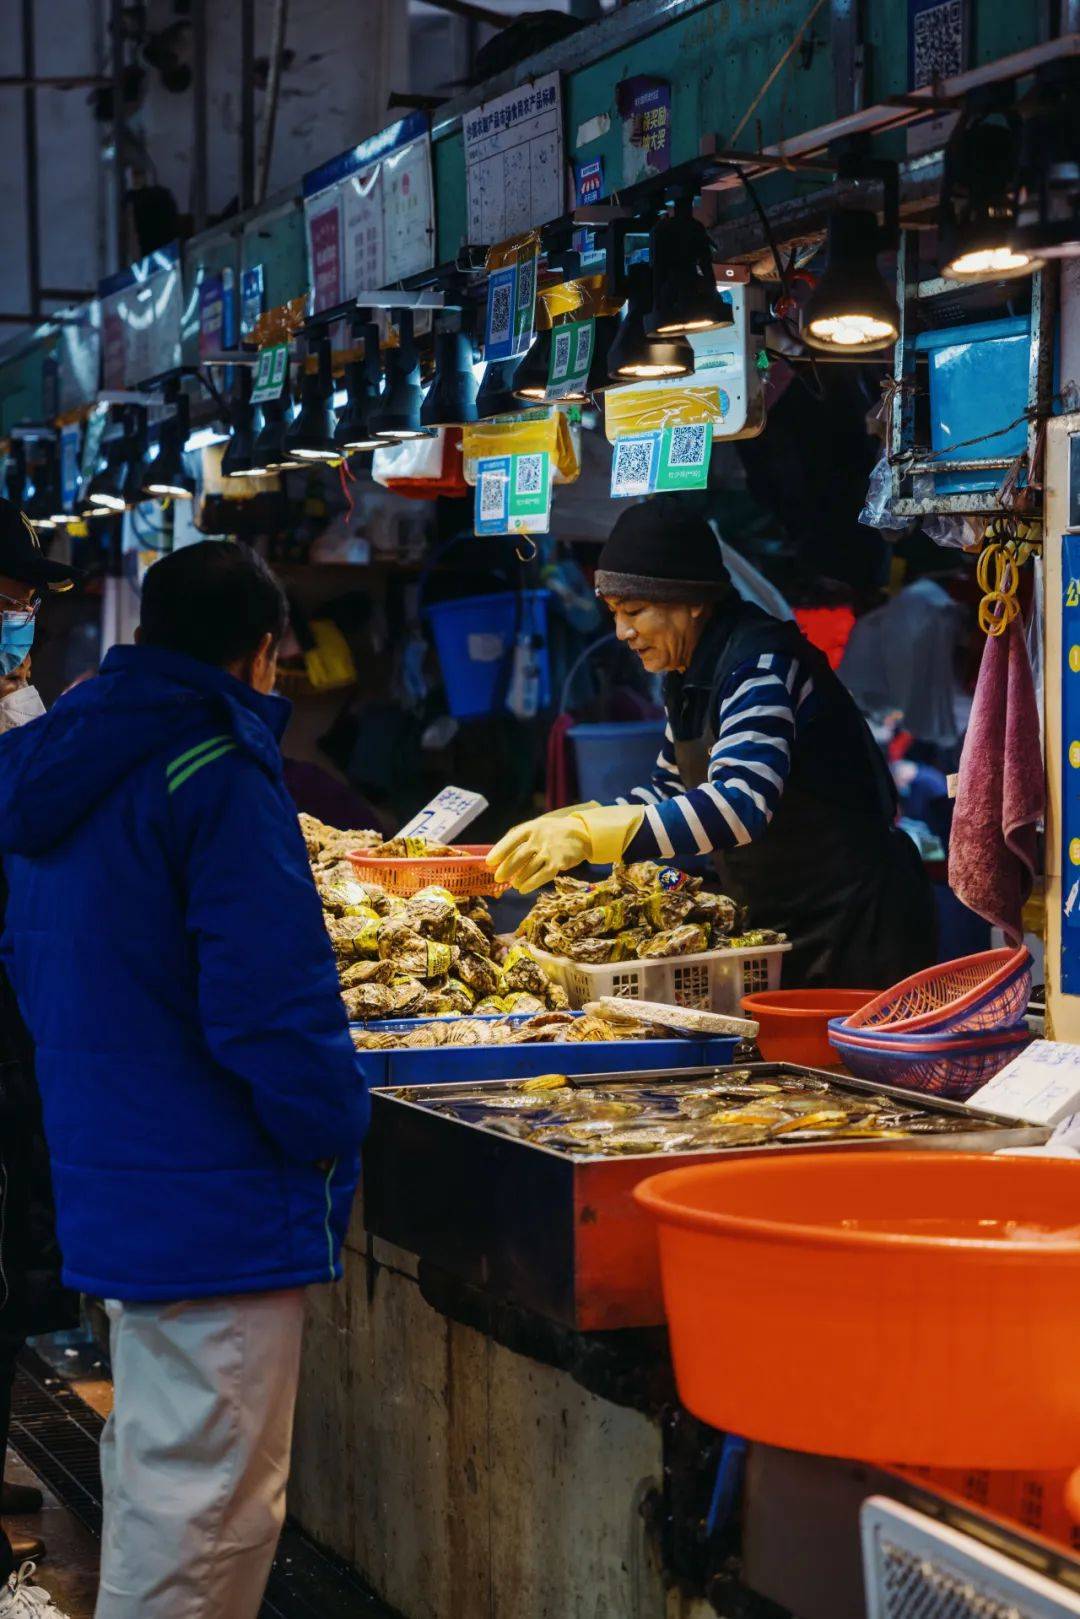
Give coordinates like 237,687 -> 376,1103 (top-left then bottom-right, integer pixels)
858,451 -> 915,533
922,511 -> 979,550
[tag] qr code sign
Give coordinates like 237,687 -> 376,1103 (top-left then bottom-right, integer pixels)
517,255 -> 536,318
479,471 -> 505,521
488,280 -> 512,344
515,454 -> 543,496
668,425 -> 708,469
913,0 -> 963,86
612,437 -> 656,494
552,330 -> 573,380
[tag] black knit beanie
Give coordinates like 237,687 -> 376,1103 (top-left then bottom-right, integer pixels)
595,495 -> 731,602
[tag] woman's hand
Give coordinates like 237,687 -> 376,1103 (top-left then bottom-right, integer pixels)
487,815 -> 591,894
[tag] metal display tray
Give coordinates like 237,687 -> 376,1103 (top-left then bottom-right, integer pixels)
362,1063 -> 1047,1334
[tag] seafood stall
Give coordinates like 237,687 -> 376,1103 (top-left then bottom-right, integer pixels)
285,816 -> 1060,1619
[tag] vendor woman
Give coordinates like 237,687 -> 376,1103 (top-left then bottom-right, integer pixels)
489,496 -> 935,988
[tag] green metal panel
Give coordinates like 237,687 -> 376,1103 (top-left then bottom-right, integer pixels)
241,199 -> 307,315
180,229 -> 241,367
0,337 -> 58,437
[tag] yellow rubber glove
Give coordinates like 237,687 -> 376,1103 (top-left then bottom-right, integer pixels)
487,804 -> 644,893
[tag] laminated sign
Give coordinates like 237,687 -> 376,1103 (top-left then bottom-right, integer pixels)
464,73 -> 564,242
610,424 -> 714,497
546,318 -> 594,400
302,112 -> 435,314
484,241 -> 538,362
251,343 -> 290,405
475,452 -> 552,535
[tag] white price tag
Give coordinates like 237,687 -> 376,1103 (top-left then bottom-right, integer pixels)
966,1039 -> 1080,1125
396,786 -> 488,845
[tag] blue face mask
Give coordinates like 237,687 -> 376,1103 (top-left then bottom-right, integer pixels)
0,612 -> 37,677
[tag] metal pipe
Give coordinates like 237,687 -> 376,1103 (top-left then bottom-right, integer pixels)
110,0 -> 126,268
239,0 -> 255,211
255,0 -> 288,206
416,0 -> 504,25
21,0 -> 41,320
0,74 -> 110,88
191,0 -> 208,231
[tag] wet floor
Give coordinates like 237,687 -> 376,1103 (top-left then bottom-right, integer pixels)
6,1336 -> 400,1619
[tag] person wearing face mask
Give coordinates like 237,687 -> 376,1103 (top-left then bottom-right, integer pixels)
489,496 -> 935,989
0,540 -> 367,1619
0,501 -> 82,1618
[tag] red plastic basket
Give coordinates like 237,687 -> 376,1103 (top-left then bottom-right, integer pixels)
347,843 -> 509,900
839,948 -> 1032,1037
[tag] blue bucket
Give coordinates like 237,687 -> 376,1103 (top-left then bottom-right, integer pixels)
425,590 -> 551,720
568,720 -> 666,803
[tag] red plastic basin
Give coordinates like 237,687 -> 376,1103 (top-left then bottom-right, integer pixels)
741,989 -> 876,1067
634,1152 -> 1080,1468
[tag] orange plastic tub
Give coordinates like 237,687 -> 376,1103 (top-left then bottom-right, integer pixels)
740,989 -> 875,1066
634,1153 -> 1080,1468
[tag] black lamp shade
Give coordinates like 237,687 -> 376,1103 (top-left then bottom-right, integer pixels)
512,330 -> 552,401
1013,66 -> 1080,259
420,329 -> 479,428
476,356 -> 525,419
370,310 -> 429,440
221,391 -> 257,478
646,210 -> 733,337
608,266 -> 694,380
939,120 -> 1037,280
250,399 -> 300,473
285,334 -> 340,462
335,322 -> 385,452
802,210 -> 900,352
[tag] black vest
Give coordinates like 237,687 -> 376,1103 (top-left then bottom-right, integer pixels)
666,601 -> 935,989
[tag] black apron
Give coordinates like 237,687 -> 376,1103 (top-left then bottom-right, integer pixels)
667,604 -> 936,990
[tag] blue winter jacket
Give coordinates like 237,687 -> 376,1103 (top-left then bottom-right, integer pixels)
0,644 -> 368,1302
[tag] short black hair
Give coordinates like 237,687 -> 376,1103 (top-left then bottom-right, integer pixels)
139,541 -> 288,668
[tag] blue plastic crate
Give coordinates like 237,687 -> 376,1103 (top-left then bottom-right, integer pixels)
914,316 -> 1030,495
352,1015 -> 739,1086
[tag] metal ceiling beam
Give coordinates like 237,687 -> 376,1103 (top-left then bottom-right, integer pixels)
413,0 -> 506,25
703,30 -> 1080,195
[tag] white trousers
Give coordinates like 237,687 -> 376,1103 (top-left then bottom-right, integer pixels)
94,1289 -> 306,1619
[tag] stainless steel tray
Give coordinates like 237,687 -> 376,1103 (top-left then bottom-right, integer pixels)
362,1063 -> 1047,1332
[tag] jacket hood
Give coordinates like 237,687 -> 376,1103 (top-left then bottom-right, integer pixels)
0,644 -> 291,858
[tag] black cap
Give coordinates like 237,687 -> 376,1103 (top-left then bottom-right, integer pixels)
595,495 -> 730,603
0,499 -> 80,590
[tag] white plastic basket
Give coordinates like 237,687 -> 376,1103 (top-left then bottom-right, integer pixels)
531,941 -> 790,1014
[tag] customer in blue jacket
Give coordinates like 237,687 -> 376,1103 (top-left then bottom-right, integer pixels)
0,540 -> 368,1619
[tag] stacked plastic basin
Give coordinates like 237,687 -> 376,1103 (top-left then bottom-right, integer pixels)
826,947 -> 1033,1101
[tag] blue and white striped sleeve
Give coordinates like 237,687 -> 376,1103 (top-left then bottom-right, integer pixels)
617,721 -> 683,806
623,654 -> 810,862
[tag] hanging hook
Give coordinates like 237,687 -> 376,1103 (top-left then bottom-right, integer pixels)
515,534 -> 538,563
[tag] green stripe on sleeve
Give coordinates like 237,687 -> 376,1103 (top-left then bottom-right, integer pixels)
167,741 -> 238,795
166,733 -> 232,779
